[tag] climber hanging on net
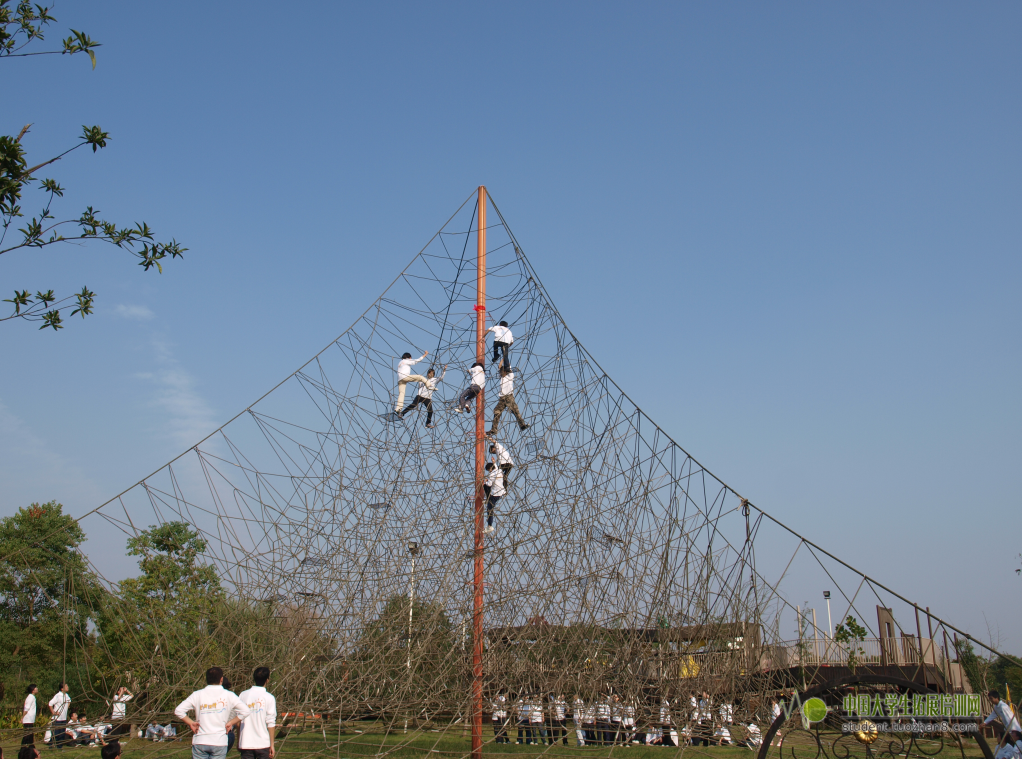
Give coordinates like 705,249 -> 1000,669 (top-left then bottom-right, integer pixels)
399,365 -> 446,427
454,362 -> 485,413
489,441 -> 515,490
486,320 -> 515,368
394,350 -> 429,413
488,365 -> 529,434
483,461 -> 505,534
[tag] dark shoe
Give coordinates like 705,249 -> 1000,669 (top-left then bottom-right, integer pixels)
519,423 -> 530,431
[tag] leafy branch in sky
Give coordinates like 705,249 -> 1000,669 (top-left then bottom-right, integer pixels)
1,1 -> 185,331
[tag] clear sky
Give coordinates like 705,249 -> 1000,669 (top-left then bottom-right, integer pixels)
2,2 -> 1019,650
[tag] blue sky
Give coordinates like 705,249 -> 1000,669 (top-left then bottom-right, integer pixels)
2,2 -> 1019,650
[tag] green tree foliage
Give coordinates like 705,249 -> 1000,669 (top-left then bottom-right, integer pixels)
989,654 -> 1022,706
0,501 -> 103,695
352,595 -> 455,708
1,1 -> 185,331
98,522 -> 222,706
833,615 -> 868,672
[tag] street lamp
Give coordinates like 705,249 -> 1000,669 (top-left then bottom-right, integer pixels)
407,542 -> 419,670
404,541 -> 420,734
823,591 -> 832,639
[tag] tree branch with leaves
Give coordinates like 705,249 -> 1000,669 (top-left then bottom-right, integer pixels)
1,0 -> 185,331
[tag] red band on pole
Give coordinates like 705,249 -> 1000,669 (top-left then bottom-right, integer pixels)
474,305 -> 485,312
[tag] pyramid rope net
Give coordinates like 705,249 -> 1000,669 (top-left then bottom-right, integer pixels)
2,190 -> 1004,757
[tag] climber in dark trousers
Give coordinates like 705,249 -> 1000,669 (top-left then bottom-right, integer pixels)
456,363 -> 485,413
399,365 -> 445,427
489,442 -> 514,490
483,462 -> 505,534
486,321 -> 514,368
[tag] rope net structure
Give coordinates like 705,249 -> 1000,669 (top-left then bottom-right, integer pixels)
2,190 -> 994,757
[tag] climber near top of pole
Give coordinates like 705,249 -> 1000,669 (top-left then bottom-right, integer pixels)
486,320 -> 514,369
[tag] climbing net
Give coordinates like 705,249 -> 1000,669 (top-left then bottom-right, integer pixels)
2,191 -> 994,756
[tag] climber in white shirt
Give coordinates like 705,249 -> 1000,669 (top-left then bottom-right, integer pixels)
489,442 -> 515,490
483,462 -> 505,534
394,351 -> 429,413
399,365 -> 446,427
488,366 -> 529,435
486,321 -> 514,368
455,362 -> 485,413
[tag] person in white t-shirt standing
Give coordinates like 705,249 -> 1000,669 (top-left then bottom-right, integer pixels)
110,686 -> 133,735
483,462 -> 505,534
22,683 -> 39,747
399,365 -> 446,427
238,667 -> 277,759
394,351 -> 429,414
455,363 -> 485,413
486,321 -> 515,368
174,666 -> 251,759
49,682 -> 71,749
488,366 -> 529,435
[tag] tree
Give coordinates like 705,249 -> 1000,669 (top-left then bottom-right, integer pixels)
0,501 -> 103,694
1,1 -> 185,331
351,595 -> 455,709
98,522 -> 222,704
955,639 -> 989,694
988,654 -> 1022,705
833,615 -> 868,673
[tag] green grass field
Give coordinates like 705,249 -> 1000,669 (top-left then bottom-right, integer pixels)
1,727 -> 993,759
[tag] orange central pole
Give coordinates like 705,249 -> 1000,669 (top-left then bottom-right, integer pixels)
471,186 -> 486,759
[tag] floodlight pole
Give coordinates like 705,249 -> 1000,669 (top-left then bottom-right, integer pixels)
471,185 -> 487,759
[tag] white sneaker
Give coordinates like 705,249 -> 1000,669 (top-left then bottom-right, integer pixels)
484,525 -> 494,534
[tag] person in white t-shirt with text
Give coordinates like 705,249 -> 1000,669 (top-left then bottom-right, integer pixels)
49,682 -> 71,749
174,666 -> 251,759
238,666 -> 277,759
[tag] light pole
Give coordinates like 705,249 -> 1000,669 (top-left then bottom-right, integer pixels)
407,541 -> 419,671
823,591 -> 832,638
405,541 -> 419,733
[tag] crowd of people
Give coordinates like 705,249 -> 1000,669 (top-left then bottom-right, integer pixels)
15,666 -> 277,759
488,691 -> 775,749
11,673 -> 1022,757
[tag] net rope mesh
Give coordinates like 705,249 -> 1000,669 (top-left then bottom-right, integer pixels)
6,192 -> 973,756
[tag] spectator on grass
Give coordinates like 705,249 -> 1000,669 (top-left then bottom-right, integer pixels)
174,666 -> 251,759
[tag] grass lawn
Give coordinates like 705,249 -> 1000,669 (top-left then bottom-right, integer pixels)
2,727 -> 992,759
